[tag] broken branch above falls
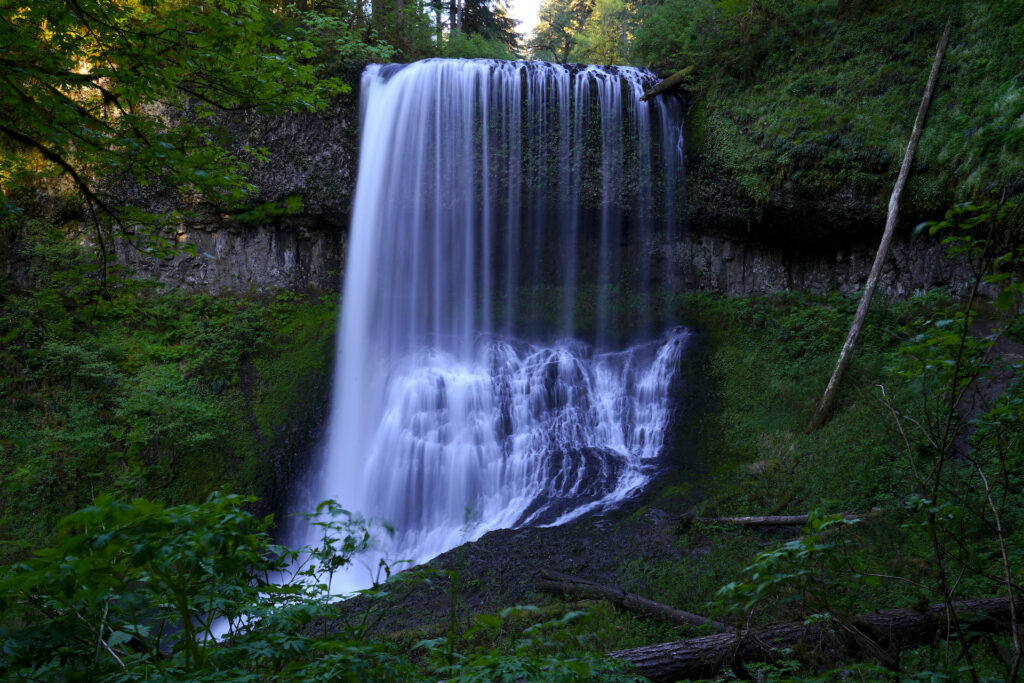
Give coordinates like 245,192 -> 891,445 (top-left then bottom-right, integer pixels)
641,66 -> 695,102
609,597 -> 1024,682
536,569 -> 728,632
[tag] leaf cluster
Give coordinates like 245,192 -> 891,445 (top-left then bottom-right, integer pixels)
0,0 -> 346,258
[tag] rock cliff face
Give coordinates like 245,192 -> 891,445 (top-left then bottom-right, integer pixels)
116,90 -> 969,299
110,92 -> 357,294
113,223 -> 345,295
662,230 -> 971,299
219,101 -> 359,222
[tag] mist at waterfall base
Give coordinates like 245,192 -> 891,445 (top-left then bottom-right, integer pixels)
288,59 -> 688,593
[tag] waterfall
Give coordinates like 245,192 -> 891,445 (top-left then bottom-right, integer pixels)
293,59 -> 686,582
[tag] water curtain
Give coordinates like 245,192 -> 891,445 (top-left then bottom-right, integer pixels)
297,59 -> 687,574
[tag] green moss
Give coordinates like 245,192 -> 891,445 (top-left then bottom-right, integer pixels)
663,291 -> 924,519
603,287 -> 1006,636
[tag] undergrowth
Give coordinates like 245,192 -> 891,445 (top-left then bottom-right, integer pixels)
0,220 -> 338,558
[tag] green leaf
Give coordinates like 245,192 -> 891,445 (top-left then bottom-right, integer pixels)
106,631 -> 133,648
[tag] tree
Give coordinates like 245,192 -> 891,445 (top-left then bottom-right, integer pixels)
0,0 -> 345,267
461,0 -> 519,47
808,16 -> 951,429
573,0 -> 628,64
529,0 -> 592,63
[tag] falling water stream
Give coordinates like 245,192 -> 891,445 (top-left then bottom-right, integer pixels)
291,59 -> 687,588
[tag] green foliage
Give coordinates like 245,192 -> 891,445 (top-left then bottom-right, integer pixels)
571,0 -> 631,65
442,30 -> 522,60
630,1 -> 1024,216
0,223 -> 338,555
416,605 -> 643,682
456,0 -> 522,51
0,495 -> 643,681
0,493 -> 416,681
529,0 -> 592,62
0,0 -> 346,238
715,511 -> 861,618
296,11 -> 397,69
632,0 -> 803,70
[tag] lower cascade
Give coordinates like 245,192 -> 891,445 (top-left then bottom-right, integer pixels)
292,58 -> 688,582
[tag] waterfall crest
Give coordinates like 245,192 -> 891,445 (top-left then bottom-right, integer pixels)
296,58 -> 687,576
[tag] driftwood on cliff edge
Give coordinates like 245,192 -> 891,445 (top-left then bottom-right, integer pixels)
641,66 -> 695,101
536,569 -> 728,632
609,597 -> 1024,682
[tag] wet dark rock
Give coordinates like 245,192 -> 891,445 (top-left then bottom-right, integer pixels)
112,222 -> 345,295
656,229 -> 975,298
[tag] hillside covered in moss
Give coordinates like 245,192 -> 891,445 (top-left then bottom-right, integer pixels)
528,0 -> 1023,242
657,0 -> 1024,242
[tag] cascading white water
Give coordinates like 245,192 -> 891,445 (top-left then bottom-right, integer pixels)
293,59 -> 686,583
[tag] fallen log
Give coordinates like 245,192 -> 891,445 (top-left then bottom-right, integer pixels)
641,65 -> 695,102
536,569 -> 727,632
610,597 -> 1024,682
678,513 -> 864,528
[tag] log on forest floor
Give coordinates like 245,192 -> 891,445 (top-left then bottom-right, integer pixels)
536,569 -> 728,632
610,597 -> 1024,682
677,513 -> 866,528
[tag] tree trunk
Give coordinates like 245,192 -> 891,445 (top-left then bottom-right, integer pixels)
807,16 -> 951,430
610,597 -> 1024,682
536,569 -> 728,631
448,0 -> 462,32
394,0 -> 405,47
640,65 -> 695,102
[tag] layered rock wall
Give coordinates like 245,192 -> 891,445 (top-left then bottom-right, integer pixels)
113,223 -> 345,295
663,231 -> 970,298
